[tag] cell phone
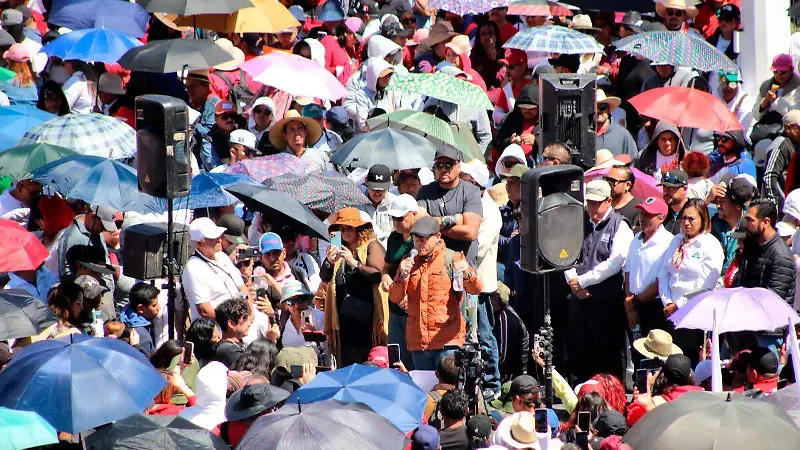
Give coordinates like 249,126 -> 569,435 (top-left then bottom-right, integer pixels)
301,310 -> 311,326
575,431 -> 589,450
779,378 -> 789,390
236,246 -> 260,262
182,341 -> 194,365
640,358 -> 661,370
256,287 -> 267,298
535,408 -> 549,434
290,364 -> 304,378
577,411 -> 591,432
387,343 -> 401,367
330,231 -> 342,249
636,369 -> 649,394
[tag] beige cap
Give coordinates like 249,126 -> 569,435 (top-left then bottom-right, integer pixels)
584,179 -> 611,201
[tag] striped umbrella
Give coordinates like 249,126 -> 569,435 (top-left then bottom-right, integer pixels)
502,24 -> 603,54
614,30 -> 737,72
18,113 -> 136,160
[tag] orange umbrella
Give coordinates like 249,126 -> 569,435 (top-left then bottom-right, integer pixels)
177,0 -> 300,33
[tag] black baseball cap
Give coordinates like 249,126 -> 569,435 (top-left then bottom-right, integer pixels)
594,410 -> 627,438
358,0 -> 379,15
509,374 -> 541,396
741,346 -> 779,375
725,177 -> 756,206
658,169 -> 688,188
662,354 -> 692,381
217,214 -> 247,246
366,164 -> 391,190
434,144 -> 462,162
410,216 -> 440,238
719,3 -> 740,21
66,245 -> 115,275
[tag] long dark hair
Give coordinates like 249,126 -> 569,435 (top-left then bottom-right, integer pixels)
231,338 -> 278,379
470,18 -> 501,64
186,318 -> 217,366
150,340 -> 183,369
652,367 -> 696,396
37,81 -> 69,116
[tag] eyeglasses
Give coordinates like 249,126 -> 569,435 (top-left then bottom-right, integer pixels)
713,134 -> 732,143
434,161 -> 456,171
284,298 -> 299,306
220,113 -> 236,120
253,107 -> 271,115
597,103 -> 609,112
774,69 -> 791,75
666,8 -> 684,17
603,176 -> 626,186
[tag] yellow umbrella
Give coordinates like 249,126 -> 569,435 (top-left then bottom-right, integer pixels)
177,0 -> 300,34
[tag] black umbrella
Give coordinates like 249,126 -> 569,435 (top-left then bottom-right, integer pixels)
136,0 -> 253,15
224,183 -> 330,241
118,39 -> 233,73
262,171 -> 370,214
85,414 -> 229,450
329,128 -> 437,171
237,399 -> 407,450
0,289 -> 57,341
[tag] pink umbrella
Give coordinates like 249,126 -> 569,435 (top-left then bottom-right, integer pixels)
239,51 -> 349,101
584,166 -> 662,202
225,153 -> 311,182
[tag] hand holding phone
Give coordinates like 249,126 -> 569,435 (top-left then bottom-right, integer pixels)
636,369 -> 650,394
182,341 -> 194,366
330,231 -> 342,250
387,343 -> 401,367
577,411 -> 591,433
535,408 -> 549,434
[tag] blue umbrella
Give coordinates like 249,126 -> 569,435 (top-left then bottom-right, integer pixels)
189,172 -> 260,209
286,364 -> 427,432
0,105 -> 54,152
31,155 -> 159,212
42,28 -> 144,64
49,0 -> 150,37
0,334 -> 166,433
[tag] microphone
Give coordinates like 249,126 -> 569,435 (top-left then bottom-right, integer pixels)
400,249 -> 418,279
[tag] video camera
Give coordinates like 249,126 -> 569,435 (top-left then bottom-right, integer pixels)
445,342 -> 487,416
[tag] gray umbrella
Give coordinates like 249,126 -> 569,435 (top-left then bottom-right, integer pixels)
118,39 -> 234,73
623,391 -> 800,450
330,128 -> 437,171
0,290 -> 57,341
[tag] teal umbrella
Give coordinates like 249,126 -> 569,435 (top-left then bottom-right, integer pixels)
0,407 -> 59,449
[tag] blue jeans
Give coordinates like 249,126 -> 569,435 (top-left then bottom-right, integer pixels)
411,349 -> 454,371
477,294 -> 501,392
388,311 -> 414,370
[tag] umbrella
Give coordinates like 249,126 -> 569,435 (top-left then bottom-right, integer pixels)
240,52 -> 349,101
0,105 -> 55,152
387,72 -> 494,110
0,289 -> 57,342
629,86 -> 743,133
262,170 -> 370,214
31,155 -> 157,212
137,0 -> 253,15
366,110 -> 483,162
42,28 -> 144,64
623,391 -> 800,450
584,166 -> 662,202
224,183 -> 330,240
119,39 -> 234,73
502,24 -> 603,54
615,30 -> 737,72
49,0 -> 150,37
330,128 -> 438,171
0,407 -> 59,450
790,2 -> 800,20
176,0 -> 299,34
287,364 -> 428,433
761,385 -> 800,413
237,399 -> 407,450
85,414 -> 229,450
18,113 -> 136,160
426,0 -> 511,16
669,287 -> 800,333
0,143 -> 80,180
225,153 -> 311,183
0,67 -> 14,83
507,0 -> 574,17
189,171 -> 260,209
0,220 -> 50,272
0,334 -> 166,433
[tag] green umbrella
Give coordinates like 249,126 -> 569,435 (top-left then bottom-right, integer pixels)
387,72 -> 494,110
0,143 -> 80,180
0,407 -> 59,449
0,67 -> 14,83
451,121 -> 484,162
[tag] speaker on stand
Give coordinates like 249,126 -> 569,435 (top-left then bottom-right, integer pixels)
538,74 -> 597,169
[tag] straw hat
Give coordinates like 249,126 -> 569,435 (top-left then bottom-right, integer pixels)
269,110 -> 323,150
213,38 -> 246,71
495,412 -> 542,450
596,89 -> 621,112
633,329 -> 683,361
571,14 -> 600,32
588,149 -> 627,172
655,0 -> 699,20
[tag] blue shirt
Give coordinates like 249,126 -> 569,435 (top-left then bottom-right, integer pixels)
0,81 -> 39,107
5,267 -> 60,303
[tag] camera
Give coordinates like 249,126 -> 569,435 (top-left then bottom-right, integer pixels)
445,343 -> 486,416
236,246 -> 260,262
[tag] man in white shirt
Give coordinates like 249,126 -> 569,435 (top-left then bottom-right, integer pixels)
568,179 -> 634,381
359,164 -> 396,247
181,217 -> 250,322
624,196 -> 674,336
279,227 -> 322,294
0,179 -> 41,226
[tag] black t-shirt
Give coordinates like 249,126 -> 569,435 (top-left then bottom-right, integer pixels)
416,180 -> 483,267
439,425 -> 470,450
385,231 -> 414,317
214,339 -> 245,368
616,197 -> 642,227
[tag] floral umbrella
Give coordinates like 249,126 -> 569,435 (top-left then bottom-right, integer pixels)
387,72 -> 494,110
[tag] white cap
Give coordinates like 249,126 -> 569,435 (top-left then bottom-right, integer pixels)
229,129 -> 257,151
777,221 -> 796,237
495,144 -> 526,178
386,194 -> 418,218
785,189 -> 800,222
189,217 -> 227,241
460,160 -> 490,189
584,179 -> 612,202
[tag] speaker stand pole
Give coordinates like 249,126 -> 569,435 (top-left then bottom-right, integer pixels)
166,198 -> 176,340
540,272 -> 554,408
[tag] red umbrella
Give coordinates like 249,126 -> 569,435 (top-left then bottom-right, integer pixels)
629,86 -> 743,133
0,219 -> 49,272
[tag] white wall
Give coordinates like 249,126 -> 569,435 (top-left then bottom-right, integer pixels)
740,0 -> 793,96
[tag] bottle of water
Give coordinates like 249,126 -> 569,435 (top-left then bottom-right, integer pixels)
453,270 -> 464,292
92,309 -> 104,337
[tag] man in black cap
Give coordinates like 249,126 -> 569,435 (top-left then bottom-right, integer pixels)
711,177 -> 757,272
218,214 -> 248,257
659,169 -> 690,234
548,54 -> 580,74
594,410 -> 628,438
361,163 -> 396,247
707,129 -> 756,185
223,383 -> 290,445
57,205 -> 117,277
15,5 -> 40,44
508,374 -> 543,413
734,346 -> 780,393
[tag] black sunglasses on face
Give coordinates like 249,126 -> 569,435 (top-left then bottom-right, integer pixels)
503,160 -> 519,169
597,103 -> 609,112
714,134 -> 732,143
666,8 -> 684,17
220,113 -> 236,120
434,161 -> 456,170
603,176 -> 626,186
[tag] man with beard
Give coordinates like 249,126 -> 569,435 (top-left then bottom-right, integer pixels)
707,129 -> 757,184
659,169 -> 689,234
605,164 -> 642,227
710,177 -> 756,271
656,0 -> 697,32
595,90 -> 637,158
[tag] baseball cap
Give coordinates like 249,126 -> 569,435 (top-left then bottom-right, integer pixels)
741,346 -> 779,374
510,374 -> 541,396
725,177 -> 757,206
720,71 -> 741,83
771,53 -> 794,72
662,354 -> 692,381
93,205 -> 119,232
358,0 -> 379,15
367,346 -> 389,368
584,179 -> 612,202
75,274 -> 110,299
658,169 -> 689,187
434,144 -> 463,162
280,279 -> 313,303
366,164 -> 392,190
217,214 -> 247,246
493,281 -> 511,303
259,232 -> 284,253
410,216 -> 440,238
467,415 -> 493,441
215,100 -> 236,115
411,425 -> 440,450
387,193 -> 418,218
460,160 -> 490,188
719,3 -> 740,21
1,9 -> 23,27
594,410 -> 627,438
302,103 -> 325,120
229,129 -> 257,152
189,217 -> 227,241
635,196 -> 668,216
503,48 -> 527,67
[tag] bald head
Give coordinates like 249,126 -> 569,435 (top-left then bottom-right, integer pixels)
542,143 -> 572,166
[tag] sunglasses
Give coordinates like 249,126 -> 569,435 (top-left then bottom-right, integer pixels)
284,298 -> 299,306
401,18 -> 415,25
391,215 -> 406,222
597,103 -> 609,112
220,113 -> 237,120
666,8 -> 684,17
774,69 -> 791,75
714,134 -> 732,143
603,176 -> 626,186
434,161 -> 456,170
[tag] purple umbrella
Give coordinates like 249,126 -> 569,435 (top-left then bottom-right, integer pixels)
669,287 -> 800,333
225,153 -> 311,182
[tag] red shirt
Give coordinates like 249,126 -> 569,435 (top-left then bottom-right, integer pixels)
497,22 -> 518,45
693,0 -> 741,39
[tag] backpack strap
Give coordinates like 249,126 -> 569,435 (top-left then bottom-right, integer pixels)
444,248 -> 455,280
216,71 -> 235,99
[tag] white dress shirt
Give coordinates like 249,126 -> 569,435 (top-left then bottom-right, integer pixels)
624,226 -> 674,294
577,209 -> 635,289
281,308 -> 325,348
181,251 -> 245,322
657,232 -> 724,308
477,192 -> 502,293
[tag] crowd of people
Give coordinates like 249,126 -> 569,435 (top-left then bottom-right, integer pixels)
1,0 -> 800,448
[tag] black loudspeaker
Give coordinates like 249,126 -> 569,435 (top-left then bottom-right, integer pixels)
520,165 -> 584,274
538,74 -> 597,168
135,95 -> 191,198
122,222 -> 190,280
